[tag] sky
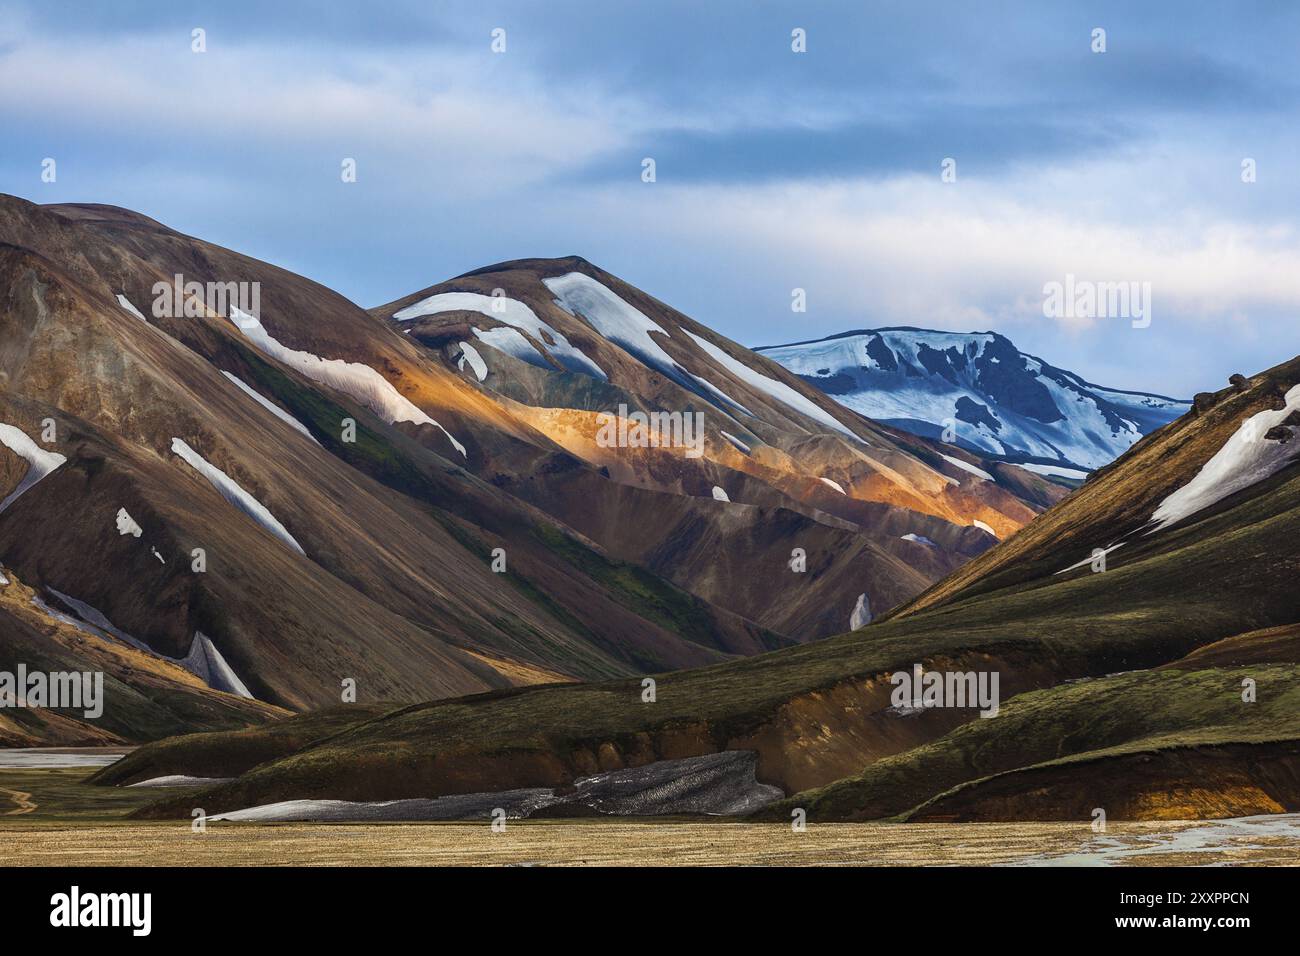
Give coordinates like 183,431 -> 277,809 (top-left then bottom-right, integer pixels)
3,0 -> 1298,397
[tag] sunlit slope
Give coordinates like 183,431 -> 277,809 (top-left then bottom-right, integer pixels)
374,256 -> 1067,635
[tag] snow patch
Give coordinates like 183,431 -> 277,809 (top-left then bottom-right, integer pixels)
711,485 -> 730,502
226,306 -> 465,457
127,775 -> 235,788
690,371 -> 754,417
170,438 -> 305,556
41,587 -> 256,699
542,273 -> 751,415
850,593 -> 873,629
1017,462 -> 1089,480
209,751 -> 779,821
1149,385 -> 1300,532
182,631 -> 254,699
900,533 -> 937,547
115,507 -> 143,538
221,371 -> 319,443
543,273 -> 676,374
719,431 -> 751,455
395,291 -> 607,380
972,519 -> 998,537
151,547 -> 165,564
941,454 -> 994,481
32,594 -> 118,644
457,342 -> 488,382
682,329 -> 860,440
44,588 -> 151,652
0,423 -> 68,514
471,326 -> 549,368
818,477 -> 847,495
116,294 -> 148,323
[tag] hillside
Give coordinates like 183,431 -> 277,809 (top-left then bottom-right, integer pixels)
99,352 -> 1300,819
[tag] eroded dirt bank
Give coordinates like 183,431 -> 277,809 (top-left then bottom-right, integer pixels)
910,741 -> 1300,822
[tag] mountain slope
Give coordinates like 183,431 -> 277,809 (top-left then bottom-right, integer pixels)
0,565 -> 285,746
104,353 -> 1300,820
374,258 -> 1067,633
757,328 -> 1189,472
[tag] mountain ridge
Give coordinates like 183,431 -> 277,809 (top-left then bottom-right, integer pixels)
757,326 -> 1190,472
759,326 -> 1189,403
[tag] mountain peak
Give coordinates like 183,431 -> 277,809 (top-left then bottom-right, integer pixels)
758,326 -> 1189,472
453,254 -> 601,282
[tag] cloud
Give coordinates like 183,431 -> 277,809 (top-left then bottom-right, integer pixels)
0,21 -> 643,196
534,164 -> 1300,395
571,170 -> 1300,323
3,0 -> 1298,396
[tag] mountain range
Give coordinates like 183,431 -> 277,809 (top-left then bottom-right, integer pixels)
0,195 -> 1064,745
758,328 -> 1189,473
5,195 -> 1295,825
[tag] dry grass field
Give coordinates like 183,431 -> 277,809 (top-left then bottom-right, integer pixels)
6,817 -> 1300,867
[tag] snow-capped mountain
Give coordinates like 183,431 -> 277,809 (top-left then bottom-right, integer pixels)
756,328 -> 1190,472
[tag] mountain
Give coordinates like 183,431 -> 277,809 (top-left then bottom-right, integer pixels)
372,258 -> 1068,625
102,353 -> 1300,822
0,196 -> 1063,742
756,328 -> 1190,473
